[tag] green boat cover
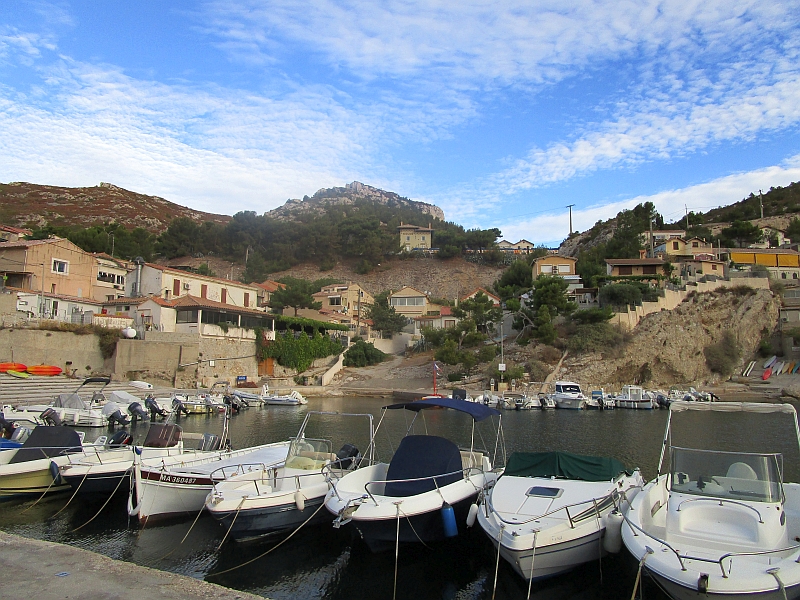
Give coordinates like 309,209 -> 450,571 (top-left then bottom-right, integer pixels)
504,451 -> 628,482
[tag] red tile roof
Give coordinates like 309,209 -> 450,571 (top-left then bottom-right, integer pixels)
605,258 -> 665,265
171,294 -> 268,316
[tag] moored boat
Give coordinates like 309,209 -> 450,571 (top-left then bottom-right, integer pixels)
324,397 -> 502,552
550,381 -> 588,410
478,451 -> 644,581
622,401 -> 800,600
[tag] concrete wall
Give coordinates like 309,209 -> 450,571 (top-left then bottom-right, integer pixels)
196,337 -> 259,388
373,333 -> 413,354
0,328 -> 107,375
114,338 -> 199,388
610,277 -> 772,331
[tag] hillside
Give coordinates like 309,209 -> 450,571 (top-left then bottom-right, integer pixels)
559,287 -> 779,388
269,181 -> 444,222
0,181 -> 230,233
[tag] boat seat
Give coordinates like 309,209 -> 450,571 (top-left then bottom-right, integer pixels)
384,435 -> 463,497
727,462 -> 758,480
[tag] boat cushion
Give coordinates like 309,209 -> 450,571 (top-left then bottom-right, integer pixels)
9,427 -> 82,463
384,435 -> 463,497
504,451 -> 627,482
143,423 -> 183,448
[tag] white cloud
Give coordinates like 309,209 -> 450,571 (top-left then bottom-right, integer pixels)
497,157 -> 800,246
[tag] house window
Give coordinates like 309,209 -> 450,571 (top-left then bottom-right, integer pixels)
51,284 -> 56,293
642,265 -> 657,275
712,264 -> 718,271
176,309 -> 198,324
422,236 -> 425,241
201,284 -> 207,299
794,273 -> 798,279
244,292 -> 250,307
672,241 -> 680,250
329,297 -> 342,306
52,259 -> 68,274
116,275 -> 124,285
618,266 -> 633,275
558,264 -> 571,274
782,272 -> 788,279
173,279 -> 181,297
221,288 -> 228,304
540,264 -> 553,273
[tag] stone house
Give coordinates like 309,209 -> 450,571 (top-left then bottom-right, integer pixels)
388,286 -> 437,318
532,255 -> 583,291
605,258 -> 665,277
655,237 -> 713,258
0,225 -> 32,243
398,223 -> 433,251
722,248 -> 800,281
312,282 -> 374,321
253,279 -> 286,309
460,288 -> 501,306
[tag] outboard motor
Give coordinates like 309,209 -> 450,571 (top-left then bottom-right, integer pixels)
223,395 -> 240,414
128,402 -> 149,424
172,396 -> 190,417
10,425 -> 31,444
333,443 -> 361,470
107,429 -> 133,447
41,408 -> 63,427
452,388 -> 467,400
144,395 -> 167,420
0,416 -> 16,438
107,409 -> 130,427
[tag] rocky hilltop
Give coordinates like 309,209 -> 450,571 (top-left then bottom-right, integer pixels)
559,287 -> 779,389
268,181 -> 445,222
0,181 -> 230,233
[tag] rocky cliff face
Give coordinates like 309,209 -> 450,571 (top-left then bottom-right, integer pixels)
561,288 -> 779,389
268,181 -> 445,222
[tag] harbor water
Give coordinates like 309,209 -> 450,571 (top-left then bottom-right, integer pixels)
1,395 -> 798,600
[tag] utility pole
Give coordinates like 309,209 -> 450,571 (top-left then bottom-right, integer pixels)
759,190 -> 764,220
566,204 -> 575,235
649,217 -> 654,258
685,205 -> 689,231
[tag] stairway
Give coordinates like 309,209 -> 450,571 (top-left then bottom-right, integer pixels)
0,376 -> 175,407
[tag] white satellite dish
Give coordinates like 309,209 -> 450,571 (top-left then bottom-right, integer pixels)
122,327 -> 137,338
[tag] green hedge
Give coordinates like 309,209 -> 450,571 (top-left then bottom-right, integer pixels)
257,330 -> 342,373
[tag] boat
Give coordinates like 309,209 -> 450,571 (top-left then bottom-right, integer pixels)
502,391 -> 541,410
550,381 -> 588,410
128,408 -> 291,524
7,370 -> 30,379
763,355 -> 777,369
0,426 -> 86,497
0,362 -> 27,373
592,389 -> 615,410
263,388 -> 307,406
614,385 -> 656,409
17,377 -> 113,427
206,410 -> 374,541
26,364 -> 63,376
477,451 -> 644,581
129,380 -> 154,390
473,391 -> 503,407
324,397 -> 502,552
59,423 -> 211,495
762,367 -> 773,380
539,393 -> 557,409
622,400 -> 800,600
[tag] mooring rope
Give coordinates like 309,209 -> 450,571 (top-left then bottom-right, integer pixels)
153,498 -> 209,562
70,469 -> 128,532
767,568 -> 788,600
490,524 -> 505,600
206,498 -> 327,577
216,497 -> 246,551
22,466 -> 63,512
525,530 -> 538,600
630,547 -> 654,600
50,468 -> 91,518
393,501 -> 402,600
398,505 -> 431,549
593,497 -> 603,584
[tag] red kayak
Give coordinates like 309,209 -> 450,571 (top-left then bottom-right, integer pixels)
0,362 -> 27,373
762,367 -> 773,380
26,364 -> 63,376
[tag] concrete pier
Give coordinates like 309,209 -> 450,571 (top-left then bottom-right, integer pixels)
0,533 -> 264,600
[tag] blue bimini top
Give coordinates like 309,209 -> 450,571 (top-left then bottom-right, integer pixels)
382,397 -> 501,422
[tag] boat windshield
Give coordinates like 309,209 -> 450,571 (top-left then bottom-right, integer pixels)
285,437 -> 333,470
557,384 -> 581,394
670,447 -> 783,503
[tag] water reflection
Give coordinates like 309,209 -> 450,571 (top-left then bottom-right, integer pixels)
2,396 -> 798,600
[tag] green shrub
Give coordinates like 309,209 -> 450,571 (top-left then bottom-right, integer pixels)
477,345 -> 497,363
570,307 -> 614,324
704,331 -> 741,376
599,283 -> 642,307
343,339 -> 387,367
566,322 -> 626,354
259,330 -> 342,373
526,360 -> 551,382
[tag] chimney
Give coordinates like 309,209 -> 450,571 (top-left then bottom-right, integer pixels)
639,249 -> 647,259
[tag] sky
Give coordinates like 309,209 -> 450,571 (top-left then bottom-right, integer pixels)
1,1 -> 800,247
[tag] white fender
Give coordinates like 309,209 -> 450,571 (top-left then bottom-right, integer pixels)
466,503 -> 479,528
295,490 -> 305,512
603,511 -> 624,554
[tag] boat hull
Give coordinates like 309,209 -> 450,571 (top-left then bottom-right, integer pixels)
212,495 -> 331,540
0,458 -> 71,498
63,470 -> 130,495
648,570 -> 800,600
555,398 -> 585,409
348,493 -> 478,552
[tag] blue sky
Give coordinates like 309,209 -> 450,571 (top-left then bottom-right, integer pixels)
2,1 -> 800,246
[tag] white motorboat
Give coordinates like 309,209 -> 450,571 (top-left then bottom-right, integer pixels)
325,397 -> 503,552
206,410 -> 374,541
59,423 -> 211,495
622,401 -> 800,600
11,377 -> 113,427
478,451 -> 644,581
263,388 -> 307,406
502,391 -> 541,410
614,385 -> 656,409
539,393 -> 557,409
551,381 -> 588,410
592,389 -> 615,410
